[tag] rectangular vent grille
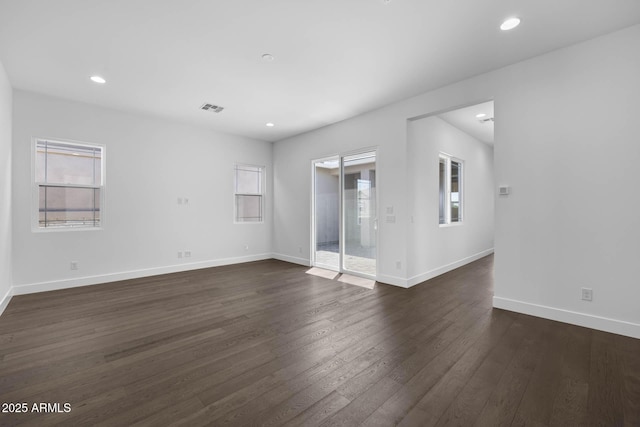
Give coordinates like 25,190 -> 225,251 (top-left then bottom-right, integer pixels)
201,103 -> 224,113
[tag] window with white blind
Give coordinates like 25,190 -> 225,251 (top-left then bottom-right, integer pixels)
234,164 -> 264,223
34,138 -> 104,230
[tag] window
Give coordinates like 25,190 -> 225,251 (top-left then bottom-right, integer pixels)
439,153 -> 463,225
234,164 -> 264,223
34,138 -> 104,229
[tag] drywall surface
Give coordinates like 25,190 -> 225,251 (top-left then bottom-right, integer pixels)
0,61 -> 12,311
273,24 -> 640,337
12,91 -> 272,292
273,106 -> 408,285
491,24 -> 640,337
407,116 -> 494,284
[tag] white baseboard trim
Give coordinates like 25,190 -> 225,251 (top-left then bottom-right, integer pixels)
375,274 -> 408,288
271,253 -> 310,267
493,296 -> 640,339
11,253 -> 273,296
0,287 -> 13,316
407,248 -> 494,288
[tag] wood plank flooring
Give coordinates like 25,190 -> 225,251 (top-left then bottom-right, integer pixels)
0,255 -> 638,426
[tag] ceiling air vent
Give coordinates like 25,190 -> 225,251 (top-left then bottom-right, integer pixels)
478,117 -> 494,124
200,103 -> 224,113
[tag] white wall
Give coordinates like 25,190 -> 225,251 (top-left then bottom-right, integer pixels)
491,25 -> 640,338
273,24 -> 640,338
0,61 -> 12,314
407,116 -> 494,285
273,109 -> 408,285
12,91 -> 273,293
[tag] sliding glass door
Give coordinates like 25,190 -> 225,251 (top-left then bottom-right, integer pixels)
342,152 -> 377,277
312,151 -> 377,278
313,157 -> 340,271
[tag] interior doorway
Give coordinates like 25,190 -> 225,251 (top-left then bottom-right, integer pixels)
312,150 -> 377,278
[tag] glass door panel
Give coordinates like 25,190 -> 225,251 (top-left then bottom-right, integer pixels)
313,158 -> 340,271
342,152 -> 376,276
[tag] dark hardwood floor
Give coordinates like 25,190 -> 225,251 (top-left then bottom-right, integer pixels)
0,255 -> 638,426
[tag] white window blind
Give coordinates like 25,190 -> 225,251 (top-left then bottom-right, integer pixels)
35,139 -> 104,229
234,164 -> 264,223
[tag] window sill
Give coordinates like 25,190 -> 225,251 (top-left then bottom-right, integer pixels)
32,226 -> 104,233
439,222 -> 464,228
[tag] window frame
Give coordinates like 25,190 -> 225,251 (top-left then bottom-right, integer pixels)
32,137 -> 106,232
438,153 -> 464,226
233,163 -> 265,224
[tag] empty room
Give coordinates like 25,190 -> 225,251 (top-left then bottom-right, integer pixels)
1,1 -> 639,426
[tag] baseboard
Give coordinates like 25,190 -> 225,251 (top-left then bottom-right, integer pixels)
271,253 -> 311,267
493,296 -> 640,339
407,248 -> 494,288
0,286 -> 12,316
11,253 -> 273,296
270,251 -> 493,289
375,274 -> 408,288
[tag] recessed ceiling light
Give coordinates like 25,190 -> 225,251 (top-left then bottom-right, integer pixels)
261,54 -> 275,62
90,75 -> 106,84
500,17 -> 521,31
476,113 -> 487,118
266,122 -> 275,127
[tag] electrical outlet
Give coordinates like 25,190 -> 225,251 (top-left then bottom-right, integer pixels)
177,251 -> 183,259
581,287 -> 593,301
177,197 -> 183,205
298,247 -> 302,253
70,261 -> 78,270
184,251 -> 191,258
184,198 -> 189,205
244,245 -> 249,251
396,261 -> 401,269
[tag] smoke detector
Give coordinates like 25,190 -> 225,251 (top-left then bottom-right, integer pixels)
200,103 -> 224,113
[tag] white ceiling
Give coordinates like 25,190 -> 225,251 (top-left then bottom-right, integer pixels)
438,101 -> 494,145
1,1 -> 639,142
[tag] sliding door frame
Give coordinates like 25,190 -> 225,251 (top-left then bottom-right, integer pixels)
311,155 -> 342,272
311,147 -> 379,280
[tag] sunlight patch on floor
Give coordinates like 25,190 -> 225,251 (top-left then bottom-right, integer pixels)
306,267 -> 376,290
337,274 -> 376,289
305,267 -> 340,280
